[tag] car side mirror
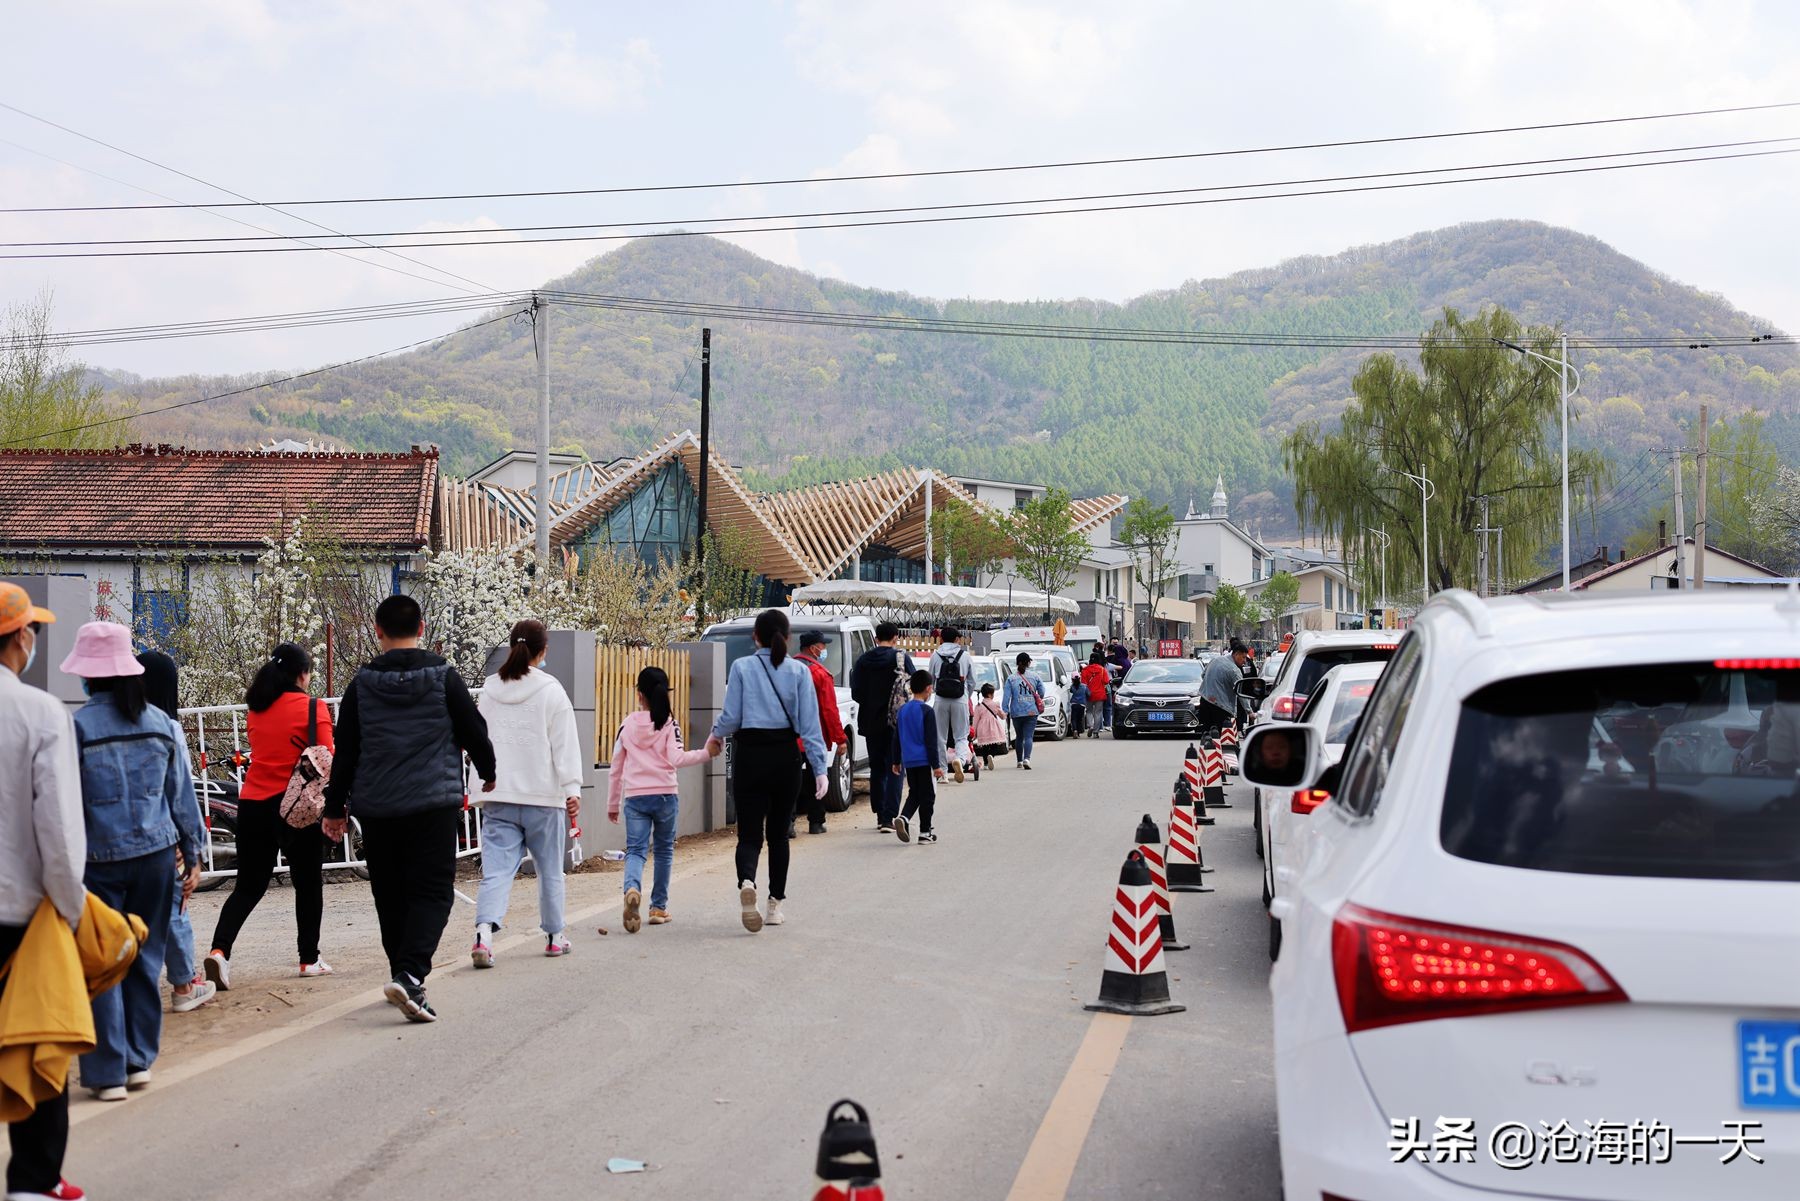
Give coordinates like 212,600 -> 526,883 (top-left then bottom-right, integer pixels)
1241,723 -> 1323,791
1237,677 -> 1269,703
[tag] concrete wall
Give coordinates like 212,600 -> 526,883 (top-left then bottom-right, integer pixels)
2,574 -> 89,706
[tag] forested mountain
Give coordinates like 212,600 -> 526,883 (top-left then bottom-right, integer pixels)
114,220 -> 1798,538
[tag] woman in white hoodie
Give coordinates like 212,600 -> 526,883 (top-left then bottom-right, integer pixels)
472,619 -> 583,965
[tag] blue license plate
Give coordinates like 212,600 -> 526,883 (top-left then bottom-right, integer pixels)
1739,1020 -> 1800,1110
1145,711 -> 1175,722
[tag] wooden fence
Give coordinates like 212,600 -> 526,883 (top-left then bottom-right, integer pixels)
595,645 -> 693,763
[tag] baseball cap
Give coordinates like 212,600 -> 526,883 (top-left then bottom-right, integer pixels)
0,582 -> 55,637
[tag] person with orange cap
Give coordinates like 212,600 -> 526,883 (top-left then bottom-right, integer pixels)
0,583 -> 88,1200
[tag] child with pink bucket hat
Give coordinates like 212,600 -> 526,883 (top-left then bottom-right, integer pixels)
60,622 -> 204,1103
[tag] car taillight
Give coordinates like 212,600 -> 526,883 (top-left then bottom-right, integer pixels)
1331,904 -> 1626,1033
1290,788 -> 1330,814
1272,693 -> 1306,719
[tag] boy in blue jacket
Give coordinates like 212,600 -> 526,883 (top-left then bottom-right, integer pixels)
890,670 -> 947,844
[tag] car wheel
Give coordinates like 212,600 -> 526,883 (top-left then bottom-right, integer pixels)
824,748 -> 853,813
1057,709 -> 1069,741
1268,913 -> 1283,961
1114,725 -> 1132,740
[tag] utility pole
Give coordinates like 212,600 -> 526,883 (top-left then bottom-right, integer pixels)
1560,333 -> 1571,592
1694,404 -> 1709,591
1672,450 -> 1686,589
696,327 -> 711,597
1471,495 -> 1492,597
533,294 -> 551,569
922,469 -> 933,583
1370,527 -> 1390,621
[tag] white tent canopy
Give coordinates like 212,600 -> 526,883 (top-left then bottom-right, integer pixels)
790,579 -> 1079,620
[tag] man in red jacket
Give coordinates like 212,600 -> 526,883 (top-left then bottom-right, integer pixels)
793,631 -> 849,836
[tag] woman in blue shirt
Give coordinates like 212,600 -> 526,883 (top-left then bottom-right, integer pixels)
1002,652 -> 1045,770
61,621 -> 203,1101
707,610 -> 826,933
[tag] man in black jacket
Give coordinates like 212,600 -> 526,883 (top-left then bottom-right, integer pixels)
849,622 -> 913,832
323,595 -> 496,1024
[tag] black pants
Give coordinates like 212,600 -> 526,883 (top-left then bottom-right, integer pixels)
864,732 -> 901,825
358,807 -> 460,984
733,731 -> 798,900
1,923 -> 67,1194
209,796 -> 325,963
798,760 -> 827,827
901,766 -> 936,834
1196,700 -> 1235,736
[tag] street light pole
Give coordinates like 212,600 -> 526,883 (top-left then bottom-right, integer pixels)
1387,468 -> 1435,601
1370,527 -> 1390,620
1496,336 -> 1583,592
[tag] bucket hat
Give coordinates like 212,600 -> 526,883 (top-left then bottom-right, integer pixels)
0,582 -> 55,636
60,621 -> 145,679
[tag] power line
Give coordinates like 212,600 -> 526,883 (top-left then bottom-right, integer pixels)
0,294 -> 522,351
0,100 -> 496,296
6,100 -> 1796,214
9,144 -> 1794,261
0,310 -> 525,447
16,136 -> 1796,250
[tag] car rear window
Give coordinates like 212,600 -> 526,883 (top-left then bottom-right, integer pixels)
1292,646 -> 1395,697
1440,662 -> 1800,882
1325,680 -> 1376,744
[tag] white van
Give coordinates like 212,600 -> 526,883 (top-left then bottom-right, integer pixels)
988,624 -> 1104,668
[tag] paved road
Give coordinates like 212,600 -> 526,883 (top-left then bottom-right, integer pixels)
49,736 -> 1280,1200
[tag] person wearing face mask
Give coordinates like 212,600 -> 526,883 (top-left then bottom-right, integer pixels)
0,584 -> 89,1201
792,631 -> 848,837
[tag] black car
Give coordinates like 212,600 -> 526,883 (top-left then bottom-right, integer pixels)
1112,659 -> 1211,738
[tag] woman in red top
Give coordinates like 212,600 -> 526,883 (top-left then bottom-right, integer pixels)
203,642 -> 335,990
1080,654 -> 1113,739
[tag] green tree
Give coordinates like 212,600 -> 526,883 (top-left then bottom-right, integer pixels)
1255,571 -> 1301,631
1617,412 -> 1782,566
1118,497 -> 1179,606
929,502 -> 1014,586
1010,488 -> 1090,604
2,291 -> 135,449
1209,581 -> 1254,639
1284,306 -> 1602,599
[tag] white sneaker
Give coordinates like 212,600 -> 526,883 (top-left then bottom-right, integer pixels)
544,932 -> 572,957
170,981 -> 216,1013
298,958 -> 333,978
125,1069 -> 151,1091
739,880 -> 763,933
765,897 -> 785,926
89,1085 -> 127,1102
202,950 -> 230,991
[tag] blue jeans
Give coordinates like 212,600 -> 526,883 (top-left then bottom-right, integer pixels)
1012,716 -> 1038,764
82,848 -> 174,1087
475,803 -> 567,936
166,883 -> 195,988
1100,699 -> 1114,729
865,733 -> 902,825
623,793 -> 679,911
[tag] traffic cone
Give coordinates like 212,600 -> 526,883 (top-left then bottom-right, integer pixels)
811,1099 -> 884,1201
1134,814 -> 1188,950
1165,791 -> 1213,893
1202,738 -> 1230,809
1086,850 -> 1186,1016
1218,726 -> 1240,775
1183,742 -> 1202,797
1175,774 -> 1213,826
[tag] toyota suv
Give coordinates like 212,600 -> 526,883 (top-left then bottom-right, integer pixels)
1239,588 -> 1800,1201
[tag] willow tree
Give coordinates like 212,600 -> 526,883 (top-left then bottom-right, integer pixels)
1284,306 -> 1602,598
2,291 -> 135,448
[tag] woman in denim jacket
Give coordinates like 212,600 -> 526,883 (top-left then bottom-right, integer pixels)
61,622 -> 203,1102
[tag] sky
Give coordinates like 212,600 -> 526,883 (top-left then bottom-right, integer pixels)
2,0 -> 1798,377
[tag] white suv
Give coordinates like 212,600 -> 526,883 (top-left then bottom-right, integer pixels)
1241,589 -> 1800,1200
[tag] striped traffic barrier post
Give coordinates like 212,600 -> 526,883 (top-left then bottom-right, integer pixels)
1134,813 -> 1188,951
1085,850 -> 1186,1016
1175,774 -> 1213,827
810,1099 -> 884,1201
1165,790 -> 1213,894
1202,738 -> 1230,809
1183,742 -> 1202,797
1218,725 -> 1240,776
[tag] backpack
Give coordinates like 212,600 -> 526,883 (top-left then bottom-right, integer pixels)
279,699 -> 333,829
934,647 -> 966,700
885,652 -> 911,730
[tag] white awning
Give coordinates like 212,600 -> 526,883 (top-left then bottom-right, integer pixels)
790,579 -> 1079,619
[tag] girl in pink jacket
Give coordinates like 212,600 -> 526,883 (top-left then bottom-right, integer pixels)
608,667 -> 717,933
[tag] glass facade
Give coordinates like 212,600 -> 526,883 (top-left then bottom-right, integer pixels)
574,461 -> 698,569
848,543 -> 925,583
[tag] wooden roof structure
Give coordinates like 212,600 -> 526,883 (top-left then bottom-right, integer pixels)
438,429 -> 1126,587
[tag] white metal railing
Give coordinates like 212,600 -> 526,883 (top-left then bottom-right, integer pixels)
179,699 -> 484,886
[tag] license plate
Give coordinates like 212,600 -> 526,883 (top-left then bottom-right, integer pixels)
1739,1020 -> 1800,1110
1145,711 -> 1175,722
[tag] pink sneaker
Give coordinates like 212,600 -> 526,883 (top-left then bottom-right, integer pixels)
544,933 -> 571,957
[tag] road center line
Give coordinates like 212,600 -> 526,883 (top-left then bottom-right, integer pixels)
1004,1011 -> 1132,1201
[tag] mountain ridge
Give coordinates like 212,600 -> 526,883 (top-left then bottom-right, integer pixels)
111,220 -> 1799,538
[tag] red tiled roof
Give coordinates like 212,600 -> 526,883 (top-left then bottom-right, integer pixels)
0,444 -> 439,550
